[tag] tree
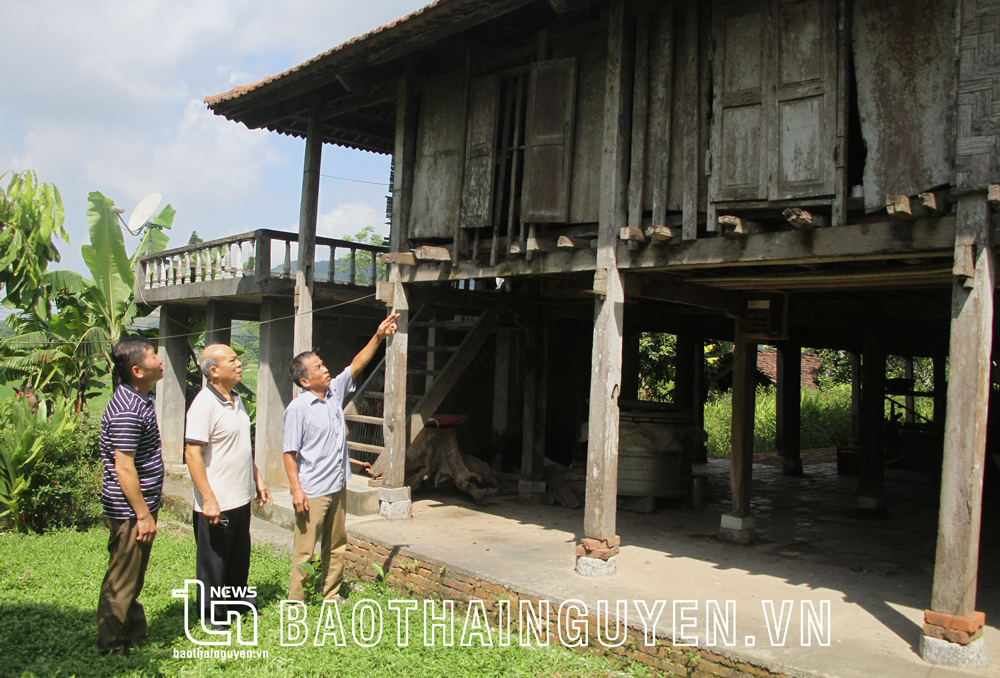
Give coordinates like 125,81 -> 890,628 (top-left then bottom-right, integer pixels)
333,225 -> 387,285
0,171 -> 69,317
1,192 -> 173,411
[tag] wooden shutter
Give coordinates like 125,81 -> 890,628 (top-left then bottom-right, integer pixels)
461,75 -> 501,228
768,0 -> 836,200
712,0 -> 769,202
521,58 -> 577,223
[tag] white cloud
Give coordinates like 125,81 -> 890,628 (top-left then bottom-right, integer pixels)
317,201 -> 388,241
0,0 -> 418,273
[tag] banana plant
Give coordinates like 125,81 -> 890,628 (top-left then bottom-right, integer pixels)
0,171 -> 69,317
0,396 -> 77,533
1,192 -> 173,410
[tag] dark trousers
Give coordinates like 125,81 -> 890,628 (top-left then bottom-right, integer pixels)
97,512 -> 157,653
192,502 -> 255,624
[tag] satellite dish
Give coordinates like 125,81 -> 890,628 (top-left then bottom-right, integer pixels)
126,192 -> 161,236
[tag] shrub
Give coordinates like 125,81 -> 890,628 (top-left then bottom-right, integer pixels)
6,414 -> 102,533
704,383 -> 853,457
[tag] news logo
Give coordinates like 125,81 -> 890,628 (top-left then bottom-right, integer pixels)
172,579 -> 258,646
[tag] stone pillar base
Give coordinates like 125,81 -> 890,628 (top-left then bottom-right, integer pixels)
920,635 -> 986,667
719,514 -> 755,544
782,458 -> 803,476
857,495 -> 885,511
378,486 -> 412,521
518,479 -> 546,504
576,555 -> 617,576
575,536 -> 619,575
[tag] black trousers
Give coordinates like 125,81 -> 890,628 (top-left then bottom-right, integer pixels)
192,502 -> 256,624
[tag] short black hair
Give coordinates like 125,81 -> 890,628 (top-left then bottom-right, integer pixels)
290,351 -> 317,387
112,336 -> 153,388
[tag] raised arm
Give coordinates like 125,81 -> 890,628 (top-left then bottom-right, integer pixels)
350,313 -> 400,381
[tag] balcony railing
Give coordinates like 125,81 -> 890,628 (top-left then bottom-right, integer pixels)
137,229 -> 389,291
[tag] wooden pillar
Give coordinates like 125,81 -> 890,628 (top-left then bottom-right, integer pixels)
904,357 -> 916,424
933,349 -> 947,431
776,342 -> 803,476
155,305 -> 190,466
383,281 -> 409,490
256,297 -> 294,490
676,322 -> 707,463
378,74 -> 419,520
850,351 -> 861,446
620,327 -> 641,401
580,0 -> 631,576
720,318 -> 756,544
857,331 -> 886,510
492,328 -> 513,470
520,313 -> 548,502
293,104 -> 323,357
922,193 -> 993,665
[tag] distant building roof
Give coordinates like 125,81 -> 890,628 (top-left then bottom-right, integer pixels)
756,348 -> 821,390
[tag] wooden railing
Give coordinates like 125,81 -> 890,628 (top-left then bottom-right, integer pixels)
137,229 -> 388,291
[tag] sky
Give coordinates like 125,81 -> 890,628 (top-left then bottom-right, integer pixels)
0,0 -> 428,277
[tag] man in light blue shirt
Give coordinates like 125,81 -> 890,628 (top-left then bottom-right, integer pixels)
283,313 -> 398,601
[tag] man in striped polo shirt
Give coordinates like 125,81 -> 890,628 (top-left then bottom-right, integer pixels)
96,337 -> 164,656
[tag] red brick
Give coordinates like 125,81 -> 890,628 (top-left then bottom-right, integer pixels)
924,622 -> 983,645
604,535 -> 621,548
924,610 -> 985,634
580,537 -> 602,550
575,545 -> 587,557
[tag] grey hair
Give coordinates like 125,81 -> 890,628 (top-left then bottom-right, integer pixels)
290,351 -> 316,387
200,344 -> 226,378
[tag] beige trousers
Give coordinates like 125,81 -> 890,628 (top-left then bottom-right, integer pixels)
96,512 -> 157,653
288,488 -> 346,600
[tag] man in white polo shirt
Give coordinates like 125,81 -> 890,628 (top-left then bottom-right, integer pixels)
185,344 -> 272,627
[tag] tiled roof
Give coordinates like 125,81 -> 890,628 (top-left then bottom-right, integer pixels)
757,348 -> 821,390
204,0 -> 455,108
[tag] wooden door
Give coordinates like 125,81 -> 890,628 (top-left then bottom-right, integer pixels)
461,75 -> 501,228
712,0 -> 769,202
521,58 -> 577,223
768,0 -> 836,200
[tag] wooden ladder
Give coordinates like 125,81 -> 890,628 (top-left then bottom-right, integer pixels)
343,307 -> 499,466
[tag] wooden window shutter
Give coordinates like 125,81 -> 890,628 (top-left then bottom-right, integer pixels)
712,0 -> 769,202
461,75 -> 501,229
768,0 -> 836,200
520,58 -> 577,223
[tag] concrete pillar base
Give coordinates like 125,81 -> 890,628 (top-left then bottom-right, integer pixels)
518,479 -> 546,504
719,514 -> 755,544
782,458 -> 803,476
857,495 -> 885,511
378,486 -> 412,520
920,635 -> 987,667
576,555 -> 616,576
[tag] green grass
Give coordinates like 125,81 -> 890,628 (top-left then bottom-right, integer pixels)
0,524 -> 643,678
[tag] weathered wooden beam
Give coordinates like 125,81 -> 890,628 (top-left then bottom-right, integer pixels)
645,225 -> 680,243
930,193 -> 994,620
491,327 -> 513,469
776,342 -> 802,476
988,184 -> 1000,211
918,191 -> 952,216
624,273 -> 744,315
527,237 -> 559,253
626,8 -> 650,234
619,227 -> 647,243
383,282 -> 409,489
556,235 -> 592,249
857,329 -> 886,510
886,194 -> 930,219
293,104 -> 323,356
584,0 -> 630,552
783,208 -> 829,229
719,215 -> 764,236
720,318 -> 755,544
379,252 -> 417,266
414,245 -> 452,262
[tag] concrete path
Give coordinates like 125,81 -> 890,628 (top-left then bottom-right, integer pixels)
162,454 -> 1000,678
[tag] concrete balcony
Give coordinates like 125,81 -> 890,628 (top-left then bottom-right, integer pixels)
135,228 -> 388,306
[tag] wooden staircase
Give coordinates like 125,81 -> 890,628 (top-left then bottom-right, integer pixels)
344,307 -> 499,466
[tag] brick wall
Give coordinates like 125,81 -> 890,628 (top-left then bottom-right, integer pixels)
344,535 -> 794,678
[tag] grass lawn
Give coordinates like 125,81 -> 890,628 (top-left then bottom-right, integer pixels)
0,522 -> 644,678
